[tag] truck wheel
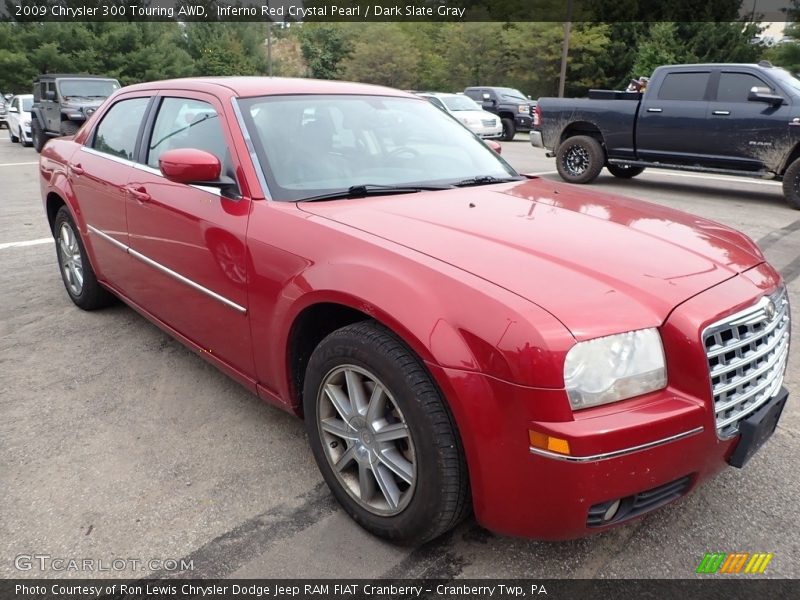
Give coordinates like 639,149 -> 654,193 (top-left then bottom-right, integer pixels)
501,118 -> 516,141
304,321 -> 470,545
556,135 -> 605,184
607,164 -> 645,179
32,121 -> 46,153
60,121 -> 80,137
782,159 -> 800,210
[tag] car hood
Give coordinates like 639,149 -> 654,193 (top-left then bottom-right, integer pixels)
299,178 -> 764,340
454,110 -> 498,122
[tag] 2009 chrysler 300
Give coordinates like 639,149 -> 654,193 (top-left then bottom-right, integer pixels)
38,77 -> 791,543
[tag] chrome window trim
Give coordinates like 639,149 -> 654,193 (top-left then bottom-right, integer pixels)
86,224 -> 247,315
81,146 -> 134,167
528,426 -> 704,463
231,97 -> 272,200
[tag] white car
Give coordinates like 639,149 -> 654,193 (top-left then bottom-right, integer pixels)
418,92 -> 503,139
7,94 -> 33,147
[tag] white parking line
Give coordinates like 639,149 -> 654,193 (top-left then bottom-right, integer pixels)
0,161 -> 38,167
0,237 -> 52,251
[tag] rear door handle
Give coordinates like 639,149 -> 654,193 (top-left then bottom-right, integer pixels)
646,108 -> 663,113
713,110 -> 731,116
70,163 -> 84,175
125,185 -> 151,203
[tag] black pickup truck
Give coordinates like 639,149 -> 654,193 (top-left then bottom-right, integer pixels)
465,86 -> 535,141
531,62 -> 800,208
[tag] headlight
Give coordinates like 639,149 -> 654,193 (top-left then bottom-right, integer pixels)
563,328 -> 667,410
518,104 -> 529,114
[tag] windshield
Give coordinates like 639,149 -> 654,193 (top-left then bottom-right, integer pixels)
58,79 -> 120,100
239,94 -> 518,201
772,68 -> 800,94
20,96 -> 33,111
494,87 -> 528,101
442,95 -> 481,112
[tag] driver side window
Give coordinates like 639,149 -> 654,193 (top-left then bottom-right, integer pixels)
147,97 -> 227,170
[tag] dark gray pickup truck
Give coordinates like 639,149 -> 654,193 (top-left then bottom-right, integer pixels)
531,62 -> 800,208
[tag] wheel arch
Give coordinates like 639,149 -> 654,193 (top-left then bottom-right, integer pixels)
559,120 -> 605,147
779,142 -> 800,175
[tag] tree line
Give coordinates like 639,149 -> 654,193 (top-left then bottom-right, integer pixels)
0,19 -> 795,98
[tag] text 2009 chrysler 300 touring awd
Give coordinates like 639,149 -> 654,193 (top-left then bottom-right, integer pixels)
38,77 -> 791,543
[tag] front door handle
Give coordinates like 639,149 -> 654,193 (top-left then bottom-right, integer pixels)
125,185 -> 151,203
647,108 -> 663,113
713,110 -> 731,116
70,163 -> 84,175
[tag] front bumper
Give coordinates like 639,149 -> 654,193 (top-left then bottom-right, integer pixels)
430,263 -> 789,540
20,125 -> 32,143
514,115 -> 532,132
469,124 -> 503,139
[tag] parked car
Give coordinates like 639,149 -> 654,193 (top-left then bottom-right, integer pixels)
417,92 -> 503,139
464,86 -> 535,141
0,95 -> 8,129
7,94 -> 34,147
532,61 -> 800,209
30,73 -> 121,153
39,77 -> 790,543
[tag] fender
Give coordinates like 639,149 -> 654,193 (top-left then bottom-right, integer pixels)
30,106 -> 47,131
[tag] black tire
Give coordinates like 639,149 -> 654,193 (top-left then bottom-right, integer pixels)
782,158 -> 800,210
53,206 -> 116,310
60,120 -> 80,137
9,127 -> 19,143
501,118 -> 516,141
32,120 -> 46,153
303,321 -> 470,545
556,135 -> 605,184
606,164 -> 645,179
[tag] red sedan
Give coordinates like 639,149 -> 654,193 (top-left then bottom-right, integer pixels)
38,77 -> 791,543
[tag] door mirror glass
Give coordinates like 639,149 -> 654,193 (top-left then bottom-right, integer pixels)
8,106 -> 18,113
159,148 -> 222,184
748,86 -> 783,106
482,93 -> 491,100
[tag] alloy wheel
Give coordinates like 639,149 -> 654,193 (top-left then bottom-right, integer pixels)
317,365 -> 416,516
58,221 -> 83,296
562,144 -> 590,176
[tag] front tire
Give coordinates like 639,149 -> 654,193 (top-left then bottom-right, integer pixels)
60,120 -> 80,137
606,164 -> 645,179
9,127 -> 19,143
53,206 -> 116,310
303,321 -> 470,545
556,135 -> 605,184
501,118 -> 516,141
782,158 -> 800,210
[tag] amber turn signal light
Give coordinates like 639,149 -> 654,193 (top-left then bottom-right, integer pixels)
529,430 -> 571,455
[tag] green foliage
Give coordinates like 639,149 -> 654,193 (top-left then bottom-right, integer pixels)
298,23 -> 353,79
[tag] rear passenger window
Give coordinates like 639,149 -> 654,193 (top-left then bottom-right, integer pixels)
717,73 -> 772,102
658,72 -> 710,101
147,98 -> 227,169
92,98 -> 149,160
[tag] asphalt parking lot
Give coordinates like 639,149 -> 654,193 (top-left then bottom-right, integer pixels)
1,131 -> 799,580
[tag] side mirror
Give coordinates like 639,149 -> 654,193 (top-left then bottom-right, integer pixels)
748,86 -> 783,106
485,140 -> 502,154
159,148 -> 238,195
45,90 -> 56,101
8,106 -> 18,113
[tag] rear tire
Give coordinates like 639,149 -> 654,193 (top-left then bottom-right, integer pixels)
782,158 -> 800,210
556,135 -> 605,184
303,321 -> 470,545
501,118 -> 516,141
606,164 -> 645,179
32,120 -> 46,153
53,206 -> 116,310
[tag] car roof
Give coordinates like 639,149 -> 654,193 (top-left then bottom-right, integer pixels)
35,74 -> 119,80
122,77 -> 416,99
418,92 -> 463,99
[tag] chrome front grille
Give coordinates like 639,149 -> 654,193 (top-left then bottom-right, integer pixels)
482,119 -> 497,127
703,287 -> 790,439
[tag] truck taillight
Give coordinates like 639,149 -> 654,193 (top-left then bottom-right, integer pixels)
533,104 -> 541,127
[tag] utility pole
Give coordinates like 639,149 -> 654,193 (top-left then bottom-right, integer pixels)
558,0 -> 574,98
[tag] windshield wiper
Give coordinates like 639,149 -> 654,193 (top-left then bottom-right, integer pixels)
299,183 -> 453,202
453,175 -> 524,187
